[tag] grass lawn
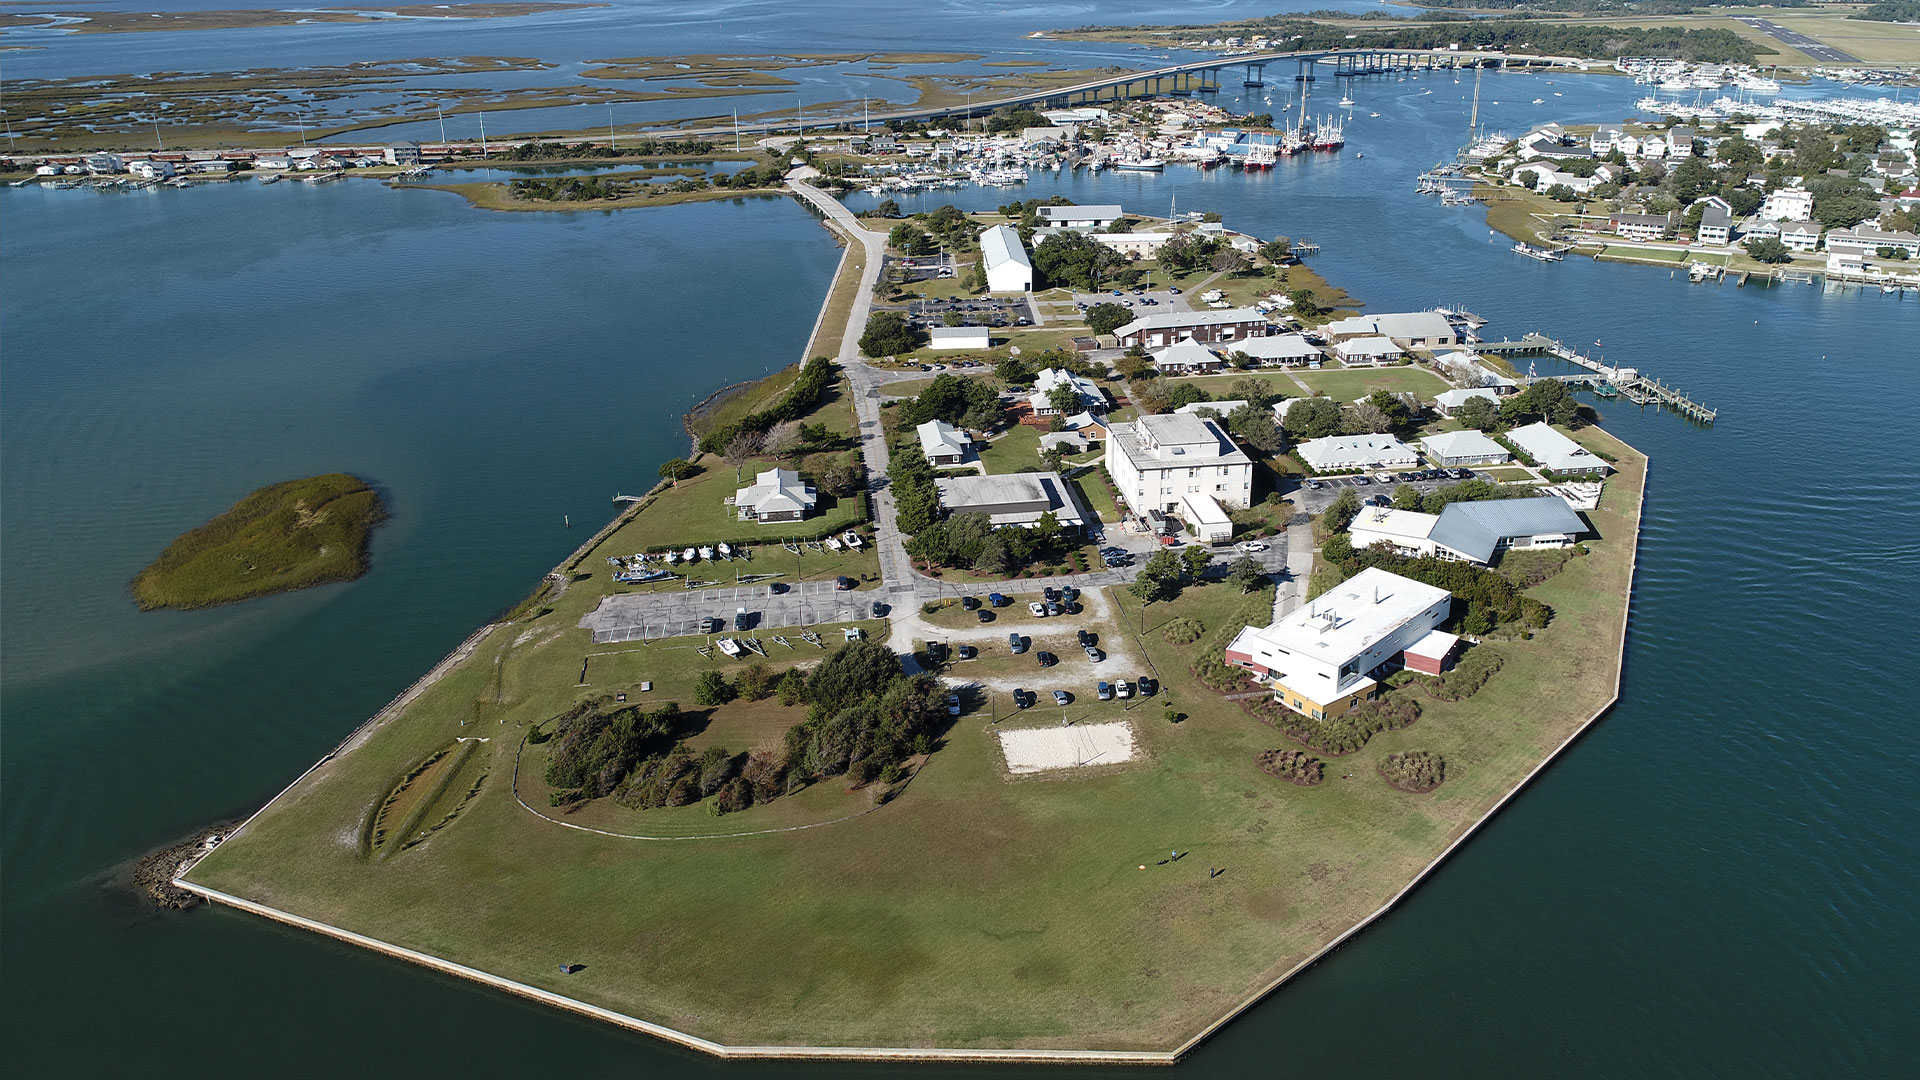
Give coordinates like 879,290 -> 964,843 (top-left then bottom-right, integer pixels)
974,423 -> 1043,474
1596,243 -> 1691,265
804,235 -> 866,362
610,457 -> 867,553
185,427 -> 1646,1056
1294,365 -> 1451,400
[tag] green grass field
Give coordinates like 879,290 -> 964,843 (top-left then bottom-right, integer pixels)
184,429 -> 1644,1054
131,472 -> 385,610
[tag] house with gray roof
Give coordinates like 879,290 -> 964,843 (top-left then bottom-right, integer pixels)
934,471 -> 1087,530
1421,429 -> 1511,467
1504,421 -> 1610,475
734,468 -> 818,523
1112,307 -> 1269,349
1432,387 -> 1500,417
916,419 -> 971,466
1426,497 -> 1587,564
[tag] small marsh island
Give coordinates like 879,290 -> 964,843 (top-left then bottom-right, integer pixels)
132,473 -> 386,610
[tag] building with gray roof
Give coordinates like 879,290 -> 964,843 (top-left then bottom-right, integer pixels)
934,471 -> 1087,530
1426,496 -> 1588,565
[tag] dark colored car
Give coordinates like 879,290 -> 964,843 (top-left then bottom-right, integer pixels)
870,600 -> 888,618
700,616 -> 722,634
988,592 -> 1010,607
769,582 -> 789,594
1009,633 -> 1028,654
1043,587 -> 1060,602
1452,468 -> 1474,479
1014,689 -> 1035,709
926,641 -> 947,663
1136,677 -> 1158,697
1065,602 -> 1083,615
961,595 -> 980,610
1036,651 -> 1058,668
1061,586 -> 1080,604
977,609 -> 995,623
1076,629 -> 1095,648
835,576 -> 855,591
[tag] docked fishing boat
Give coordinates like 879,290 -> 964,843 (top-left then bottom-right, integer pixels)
843,531 -> 864,549
1110,156 -> 1166,171
1513,242 -> 1563,262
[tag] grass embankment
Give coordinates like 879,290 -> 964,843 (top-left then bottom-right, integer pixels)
185,422 -> 1644,1054
131,473 -> 386,611
410,180 -> 786,213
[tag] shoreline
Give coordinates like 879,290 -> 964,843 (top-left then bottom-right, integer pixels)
177,175 -> 1651,1057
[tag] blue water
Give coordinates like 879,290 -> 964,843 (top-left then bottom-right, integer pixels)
5,10 -> 1920,1078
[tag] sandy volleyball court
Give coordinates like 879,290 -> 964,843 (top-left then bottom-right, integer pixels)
997,721 -> 1139,774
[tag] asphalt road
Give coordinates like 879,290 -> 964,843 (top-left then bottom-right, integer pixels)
1735,17 -> 1859,64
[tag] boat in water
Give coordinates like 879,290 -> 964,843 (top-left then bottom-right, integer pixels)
1110,157 -> 1166,171
1513,242 -> 1564,262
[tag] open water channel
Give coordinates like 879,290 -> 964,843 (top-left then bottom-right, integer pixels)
4,6 -> 1918,1077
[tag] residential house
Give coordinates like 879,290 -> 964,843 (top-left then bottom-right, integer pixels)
127,159 -> 176,180
1610,212 -> 1672,242
1151,340 -> 1225,374
1331,336 -> 1403,367
1030,368 -> 1105,416
1780,220 -> 1822,253
1824,225 -> 1920,260
1036,204 -> 1123,230
1225,567 -> 1454,718
1431,387 -> 1500,418
384,141 -> 423,166
1668,126 -> 1697,157
1104,412 -> 1254,518
1420,429 -> 1512,467
1228,333 -> 1324,367
1059,411 -> 1112,441
1759,186 -> 1814,222
1112,307 -> 1269,349
84,153 -> 124,174
1296,434 -> 1419,472
1321,311 -> 1458,348
916,419 -> 971,466
1039,431 -> 1088,455
934,471 -> 1087,530
980,224 -> 1033,293
1505,421 -> 1610,475
734,468 -> 819,523
1696,196 -> 1734,245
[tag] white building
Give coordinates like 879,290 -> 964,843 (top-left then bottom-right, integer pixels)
84,153 -> 124,174
916,419 -> 971,466
980,224 -> 1033,293
1421,429 -> 1512,467
934,471 -> 1087,531
384,141 -> 423,166
1105,412 -> 1254,518
1228,333 -> 1323,367
1504,421 -> 1610,475
1092,232 -> 1170,259
1824,225 -> 1920,260
1112,307 -> 1269,349
1759,186 -> 1814,222
1321,311 -> 1459,348
927,325 -> 990,350
127,159 -> 176,180
1296,434 -> 1419,472
1175,399 -> 1249,419
1432,387 -> 1500,418
1150,340 -> 1224,374
1780,220 -> 1822,253
1225,567 -> 1453,717
1036,204 -> 1123,230
1349,506 -> 1444,558
1332,336 -> 1404,367
734,468 -> 819,523
1030,367 -> 1105,416
1181,492 -> 1234,545
1349,497 -> 1586,565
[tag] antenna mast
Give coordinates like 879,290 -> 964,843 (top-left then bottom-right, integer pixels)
1468,63 -> 1484,145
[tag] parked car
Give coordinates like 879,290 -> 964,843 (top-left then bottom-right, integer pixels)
699,616 -> 722,634
961,595 -> 980,610
1028,601 -> 1048,617
1046,602 -> 1064,617
1115,679 -> 1134,699
1061,586 -> 1080,603
1085,647 -> 1105,662
769,582 -> 789,594
1168,287 -> 1183,295
946,693 -> 962,716
1237,540 -> 1269,553
988,592 -> 1010,607
1076,629 -> 1095,647
1375,472 -> 1397,484
1304,479 -> 1325,490
1014,689 -> 1035,709
870,600 -> 888,618
835,576 -> 855,591
1452,468 -> 1474,479
926,641 -> 947,663
1009,633 -> 1028,654
1097,681 -> 1114,701
976,609 -> 995,623
1352,476 -> 1371,486
1043,587 -> 1060,602
1037,651 -> 1058,667
1136,676 -> 1158,697
957,644 -> 977,660
1052,690 -> 1072,705
1064,601 -> 1083,614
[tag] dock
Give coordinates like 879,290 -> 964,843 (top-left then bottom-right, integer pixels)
1472,333 -> 1718,424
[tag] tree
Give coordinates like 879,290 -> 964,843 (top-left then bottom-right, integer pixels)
973,532 -> 1014,575
806,640 -> 902,715
859,310 -> 924,357
1113,352 -> 1152,380
1259,237 -> 1293,264
1129,376 -> 1173,415
1226,403 -> 1285,453
1345,400 -> 1394,435
1084,302 -> 1131,336
693,670 -> 735,707
1392,484 -> 1423,511
1130,549 -> 1184,604
658,458 -> 697,484
1281,396 -> 1343,440
1181,545 -> 1213,580
1745,236 -> 1795,264
870,198 -> 902,219
1210,248 -> 1252,274
1288,288 -> 1323,317
1031,230 -> 1121,290
1047,383 -> 1080,416
1454,395 -> 1500,432
1226,555 -> 1266,593
723,429 -> 765,468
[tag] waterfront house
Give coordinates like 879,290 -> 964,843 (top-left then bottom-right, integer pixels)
1296,434 -> 1419,472
1105,412 -> 1254,518
981,224 -> 1033,293
1228,333 -> 1324,368
734,468 -> 818,523
1331,336 -> 1403,367
1092,232 -> 1171,259
1505,421 -> 1610,475
1742,218 -> 1781,242
1431,387 -> 1500,418
254,156 -> 293,171
916,419 -> 971,467
1610,212 -> 1672,242
928,325 -> 990,350
127,159 -> 176,180
1112,307 -> 1269,349
384,141 -> 423,166
1322,311 -> 1457,349
1036,204 -> 1123,230
1420,429 -> 1512,467
1151,340 -> 1225,374
1780,220 -> 1823,253
84,153 -> 124,174
1824,224 -> 1920,261
1226,567 -> 1453,718
934,471 -> 1086,531
1760,186 -> 1814,222
1696,196 -> 1735,245
1030,368 -> 1105,417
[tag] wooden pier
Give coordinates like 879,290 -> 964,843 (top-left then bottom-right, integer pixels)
1469,333 -> 1717,424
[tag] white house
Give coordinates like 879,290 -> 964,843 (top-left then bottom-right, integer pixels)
1420,429 -> 1511,467
1092,232 -> 1170,259
927,325 -> 990,350
1112,307 -> 1269,349
1759,186 -> 1814,222
1181,492 -> 1234,545
1030,367 -> 1105,416
1228,333 -> 1324,368
734,468 -> 819,523
1349,506 -> 1445,558
1696,196 -> 1734,245
1296,434 -> 1419,472
1332,336 -> 1403,367
1349,497 -> 1585,565
1321,311 -> 1458,348
1824,225 -> 1920,260
1036,204 -> 1123,230
1779,220 -> 1823,253
916,419 -> 971,466
1431,387 -> 1500,418
84,153 -> 125,174
1104,412 -> 1254,518
1504,421 -> 1610,475
1225,567 -> 1453,717
127,159 -> 176,180
1151,340 -> 1224,374
981,224 -> 1033,293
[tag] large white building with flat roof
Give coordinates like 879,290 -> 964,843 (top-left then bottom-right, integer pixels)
1226,567 -> 1452,717
1105,412 -> 1253,519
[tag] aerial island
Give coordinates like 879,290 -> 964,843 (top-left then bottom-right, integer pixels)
132,472 -> 387,611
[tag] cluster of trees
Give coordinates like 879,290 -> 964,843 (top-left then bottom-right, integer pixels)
494,138 -> 717,160
1084,302 -> 1133,336
858,311 -> 926,358
902,372 -> 1003,431
543,698 -> 702,806
995,347 -> 1093,388
1277,390 -> 1418,443
509,175 -> 620,202
779,640 -> 947,790
1852,0 -> 1920,21
1318,540 -> 1553,636
1032,230 -> 1126,291
985,107 -> 1047,133
888,443 -> 942,535
904,510 -> 1072,574
1446,379 -> 1578,434
1232,17 -> 1767,63
1129,546 -> 1216,604
697,356 -> 839,456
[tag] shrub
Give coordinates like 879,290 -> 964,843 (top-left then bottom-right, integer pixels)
692,670 -> 735,706
1423,647 -> 1504,702
1242,692 -> 1421,756
1256,749 -> 1325,786
1379,751 -> 1446,793
1163,616 -> 1205,645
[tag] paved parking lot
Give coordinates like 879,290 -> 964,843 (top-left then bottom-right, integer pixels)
581,578 -> 882,644
1291,470 -> 1483,515
1072,289 -> 1189,313
904,296 -> 1033,331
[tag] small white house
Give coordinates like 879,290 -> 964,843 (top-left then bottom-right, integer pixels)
127,159 -> 176,180
1332,336 -> 1403,367
916,419 -> 971,466
1151,340 -> 1224,374
1432,387 -> 1500,418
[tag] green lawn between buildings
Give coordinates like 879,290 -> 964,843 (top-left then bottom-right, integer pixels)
184,426 -> 1644,1055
